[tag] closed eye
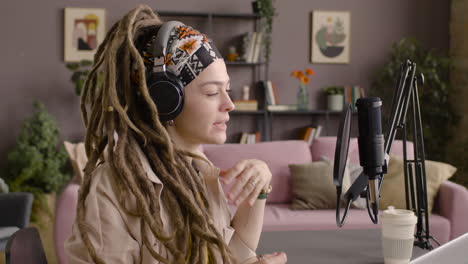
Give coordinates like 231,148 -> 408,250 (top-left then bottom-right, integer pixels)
207,89 -> 232,96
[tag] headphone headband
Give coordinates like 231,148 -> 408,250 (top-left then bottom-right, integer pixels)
135,21 -> 222,122
151,21 -> 184,59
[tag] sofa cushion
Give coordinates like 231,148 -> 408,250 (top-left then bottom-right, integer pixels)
288,160 -> 351,210
203,140 -> 313,203
379,154 -> 457,214
262,204 -> 450,245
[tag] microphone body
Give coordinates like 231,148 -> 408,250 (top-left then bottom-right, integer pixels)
356,97 -> 385,215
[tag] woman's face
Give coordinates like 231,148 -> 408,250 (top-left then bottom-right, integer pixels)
169,59 -> 235,149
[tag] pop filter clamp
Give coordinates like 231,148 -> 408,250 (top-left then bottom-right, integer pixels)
333,59 -> 439,250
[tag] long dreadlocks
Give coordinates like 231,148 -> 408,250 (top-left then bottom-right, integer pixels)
77,4 -> 235,264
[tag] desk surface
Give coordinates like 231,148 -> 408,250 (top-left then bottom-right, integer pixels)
256,229 -> 428,264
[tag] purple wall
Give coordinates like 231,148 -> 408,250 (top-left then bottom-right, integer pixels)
0,0 -> 449,162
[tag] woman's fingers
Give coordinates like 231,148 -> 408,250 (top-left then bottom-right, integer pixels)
247,178 -> 266,206
220,160 -> 248,184
219,159 -> 272,206
235,174 -> 264,207
227,168 -> 255,205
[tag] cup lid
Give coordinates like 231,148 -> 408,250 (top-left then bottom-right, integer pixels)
381,206 -> 417,225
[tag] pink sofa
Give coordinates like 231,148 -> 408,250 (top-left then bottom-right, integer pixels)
54,137 -> 468,264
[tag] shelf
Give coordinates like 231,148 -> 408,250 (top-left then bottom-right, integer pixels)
157,11 -> 260,19
231,110 -> 266,115
225,61 -> 265,66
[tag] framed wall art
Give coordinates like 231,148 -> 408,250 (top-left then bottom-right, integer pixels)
64,7 -> 106,62
310,10 -> 350,64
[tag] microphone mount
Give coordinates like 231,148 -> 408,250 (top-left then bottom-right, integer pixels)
333,59 -> 439,250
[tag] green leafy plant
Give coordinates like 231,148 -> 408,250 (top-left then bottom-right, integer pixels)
65,59 -> 94,96
370,37 -> 460,164
323,86 -> 344,95
2,100 -> 71,221
252,0 -> 277,60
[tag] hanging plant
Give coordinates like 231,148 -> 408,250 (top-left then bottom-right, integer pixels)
252,0 -> 277,61
65,59 -> 103,96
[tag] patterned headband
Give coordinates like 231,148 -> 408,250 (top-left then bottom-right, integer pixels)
139,24 -> 223,87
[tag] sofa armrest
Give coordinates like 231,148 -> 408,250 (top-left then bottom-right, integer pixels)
0,192 -> 33,228
54,182 -> 80,264
435,180 -> 468,240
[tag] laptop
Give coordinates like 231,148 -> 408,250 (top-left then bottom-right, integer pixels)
410,233 -> 468,263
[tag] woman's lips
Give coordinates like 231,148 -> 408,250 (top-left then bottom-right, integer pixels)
213,121 -> 227,130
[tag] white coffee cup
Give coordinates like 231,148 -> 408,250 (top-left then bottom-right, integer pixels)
380,206 -> 417,264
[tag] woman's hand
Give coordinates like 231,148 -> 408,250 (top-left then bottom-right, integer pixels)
246,252 -> 288,264
220,159 -> 272,207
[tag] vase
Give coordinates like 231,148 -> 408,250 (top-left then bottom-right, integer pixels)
296,83 -> 309,111
327,94 -> 344,111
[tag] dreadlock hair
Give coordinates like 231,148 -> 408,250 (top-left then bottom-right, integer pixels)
77,4 -> 236,264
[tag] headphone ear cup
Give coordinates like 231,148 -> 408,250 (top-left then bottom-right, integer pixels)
146,71 -> 185,122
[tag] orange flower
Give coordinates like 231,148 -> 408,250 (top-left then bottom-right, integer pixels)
305,68 -> 315,76
291,68 -> 315,82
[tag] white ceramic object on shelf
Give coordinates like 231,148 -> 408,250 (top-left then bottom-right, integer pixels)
327,94 -> 344,111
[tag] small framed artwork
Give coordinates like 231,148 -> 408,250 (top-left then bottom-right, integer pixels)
310,10 -> 351,64
64,7 -> 106,62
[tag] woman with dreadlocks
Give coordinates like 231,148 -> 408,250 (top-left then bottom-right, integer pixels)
65,4 -> 287,264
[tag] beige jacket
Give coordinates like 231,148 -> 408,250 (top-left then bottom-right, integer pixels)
64,143 -> 257,264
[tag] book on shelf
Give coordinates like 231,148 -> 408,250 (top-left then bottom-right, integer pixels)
297,125 -> 322,145
359,86 -> 366,98
257,80 -> 278,106
271,81 -> 279,105
252,32 -> 263,63
233,100 -> 258,111
241,31 -> 263,63
265,80 -> 277,105
239,131 -> 261,144
242,32 -> 254,63
344,85 -> 362,111
267,104 -> 297,111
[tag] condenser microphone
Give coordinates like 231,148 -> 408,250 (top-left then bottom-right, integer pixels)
356,97 -> 385,216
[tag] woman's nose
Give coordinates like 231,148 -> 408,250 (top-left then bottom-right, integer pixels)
222,93 -> 235,112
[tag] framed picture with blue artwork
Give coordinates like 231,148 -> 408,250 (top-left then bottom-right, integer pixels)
64,7 -> 106,62
310,11 -> 351,64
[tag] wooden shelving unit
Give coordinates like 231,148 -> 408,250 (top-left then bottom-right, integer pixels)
158,10 -> 350,143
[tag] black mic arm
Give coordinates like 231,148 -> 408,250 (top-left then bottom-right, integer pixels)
382,59 -> 438,250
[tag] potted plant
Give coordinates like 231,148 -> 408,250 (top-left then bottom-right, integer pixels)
370,37 -> 459,163
2,100 -> 71,222
324,86 -> 344,111
252,0 -> 277,61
